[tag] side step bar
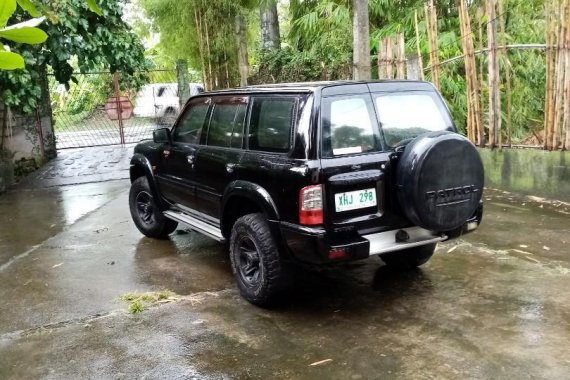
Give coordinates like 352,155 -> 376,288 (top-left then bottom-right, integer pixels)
164,210 -> 225,243
363,227 -> 446,256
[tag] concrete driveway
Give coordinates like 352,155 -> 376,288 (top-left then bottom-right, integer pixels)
1,147 -> 569,379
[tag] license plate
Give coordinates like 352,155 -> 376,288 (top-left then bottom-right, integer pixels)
335,188 -> 377,212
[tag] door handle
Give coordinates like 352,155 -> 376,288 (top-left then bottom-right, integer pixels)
226,163 -> 236,173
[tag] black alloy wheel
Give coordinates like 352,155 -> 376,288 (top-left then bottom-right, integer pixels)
135,191 -> 154,225
229,213 -> 289,306
236,235 -> 263,287
129,176 -> 178,239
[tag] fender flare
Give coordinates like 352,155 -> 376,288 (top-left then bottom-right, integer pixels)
221,180 -> 280,226
130,153 -> 166,210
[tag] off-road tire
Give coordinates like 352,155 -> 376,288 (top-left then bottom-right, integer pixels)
380,243 -> 437,270
129,177 -> 177,239
229,213 -> 287,306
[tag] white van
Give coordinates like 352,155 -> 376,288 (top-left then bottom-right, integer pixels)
133,83 -> 204,123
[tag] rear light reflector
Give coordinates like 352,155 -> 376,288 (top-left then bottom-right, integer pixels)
328,248 -> 346,260
299,185 -> 323,225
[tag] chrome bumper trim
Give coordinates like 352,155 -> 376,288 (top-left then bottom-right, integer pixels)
364,227 -> 446,256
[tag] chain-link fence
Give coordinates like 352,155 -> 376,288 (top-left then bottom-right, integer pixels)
49,70 -> 203,149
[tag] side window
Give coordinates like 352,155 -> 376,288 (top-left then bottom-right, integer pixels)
172,102 -> 209,144
249,97 -> 297,153
207,103 -> 242,147
156,87 -> 166,97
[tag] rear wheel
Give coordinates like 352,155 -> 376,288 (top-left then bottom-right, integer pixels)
229,213 -> 288,306
129,177 -> 178,239
380,243 -> 436,270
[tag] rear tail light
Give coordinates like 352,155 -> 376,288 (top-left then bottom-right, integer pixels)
299,185 -> 323,225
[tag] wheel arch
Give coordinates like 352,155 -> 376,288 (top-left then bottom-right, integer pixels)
130,153 -> 166,210
221,181 -> 280,239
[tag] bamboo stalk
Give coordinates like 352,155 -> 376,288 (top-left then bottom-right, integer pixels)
463,0 -> 483,146
458,0 -> 474,141
545,1 -> 557,150
553,0 -> 565,150
487,0 -> 501,149
425,1 -> 440,88
414,10 -> 424,80
194,7 -> 208,91
498,0 -> 512,147
223,51 -> 230,88
476,6 -> 486,146
562,0 -> 570,150
430,0 -> 440,88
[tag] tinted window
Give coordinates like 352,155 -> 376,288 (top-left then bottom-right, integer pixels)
172,103 -> 209,144
249,97 -> 297,153
374,92 -> 451,147
322,95 -> 381,157
207,103 -> 247,148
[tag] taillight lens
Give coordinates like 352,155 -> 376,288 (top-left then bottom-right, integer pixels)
299,185 -> 323,225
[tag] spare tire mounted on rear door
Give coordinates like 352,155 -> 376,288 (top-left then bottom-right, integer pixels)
395,131 -> 484,232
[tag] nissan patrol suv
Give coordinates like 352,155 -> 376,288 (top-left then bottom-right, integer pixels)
129,81 -> 484,305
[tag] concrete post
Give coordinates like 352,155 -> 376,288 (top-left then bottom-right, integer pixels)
37,64 -> 56,160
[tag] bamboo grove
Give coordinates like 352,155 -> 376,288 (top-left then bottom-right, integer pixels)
138,0 -> 570,151
424,0 -> 569,150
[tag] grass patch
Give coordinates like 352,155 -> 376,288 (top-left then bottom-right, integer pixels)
119,290 -> 177,314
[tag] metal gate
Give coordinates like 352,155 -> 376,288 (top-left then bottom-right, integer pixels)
49,70 -> 183,149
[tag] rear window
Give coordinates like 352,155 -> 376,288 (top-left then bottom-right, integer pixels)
322,95 -> 381,157
374,92 -> 451,147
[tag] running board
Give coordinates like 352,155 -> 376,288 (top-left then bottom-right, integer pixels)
163,210 -> 225,242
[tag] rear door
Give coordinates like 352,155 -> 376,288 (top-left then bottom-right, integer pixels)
319,88 -> 403,234
238,94 -> 305,221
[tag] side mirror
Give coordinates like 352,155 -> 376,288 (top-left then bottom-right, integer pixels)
153,128 -> 171,144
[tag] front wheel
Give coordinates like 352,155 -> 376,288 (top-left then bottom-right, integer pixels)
229,213 -> 288,306
380,243 -> 437,270
129,177 -> 178,239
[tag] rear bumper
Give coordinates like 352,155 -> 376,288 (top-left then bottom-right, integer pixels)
280,223 -> 445,265
279,203 -> 483,265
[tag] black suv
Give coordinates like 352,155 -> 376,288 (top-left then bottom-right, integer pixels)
129,81 -> 484,305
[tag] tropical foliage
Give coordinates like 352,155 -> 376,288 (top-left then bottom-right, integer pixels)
0,0 -> 147,115
0,0 -> 48,70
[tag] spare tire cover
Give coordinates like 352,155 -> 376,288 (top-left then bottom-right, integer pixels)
396,131 -> 484,231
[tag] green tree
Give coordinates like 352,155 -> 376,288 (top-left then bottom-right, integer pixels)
0,0 -> 147,114
139,0 -> 257,90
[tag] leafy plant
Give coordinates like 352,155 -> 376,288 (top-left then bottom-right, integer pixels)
0,0 -> 148,115
0,0 -> 48,70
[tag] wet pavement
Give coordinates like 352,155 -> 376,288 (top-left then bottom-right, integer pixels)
16,145 -> 132,188
1,149 -> 570,379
